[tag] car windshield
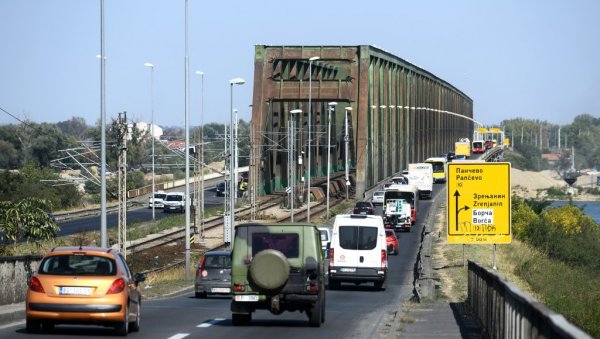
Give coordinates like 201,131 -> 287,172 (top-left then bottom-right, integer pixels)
374,192 -> 384,197
39,254 -> 116,276
355,202 -> 371,208
166,195 -> 182,201
339,226 -> 378,250
252,233 -> 299,258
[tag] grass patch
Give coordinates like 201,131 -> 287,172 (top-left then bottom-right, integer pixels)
433,201 -> 598,337
139,265 -> 197,299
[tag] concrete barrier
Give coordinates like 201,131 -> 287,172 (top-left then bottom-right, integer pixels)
0,255 -> 41,305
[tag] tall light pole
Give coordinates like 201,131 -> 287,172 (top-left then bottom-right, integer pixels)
307,56 -> 320,222
195,70 -> 205,234
228,78 -> 245,249
144,62 -> 156,220
289,109 -> 302,221
233,108 -> 239,204
184,0 -> 191,280
344,106 -> 352,200
326,102 -> 337,219
100,0 -> 107,248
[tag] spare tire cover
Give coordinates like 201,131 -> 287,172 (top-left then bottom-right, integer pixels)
250,249 -> 290,292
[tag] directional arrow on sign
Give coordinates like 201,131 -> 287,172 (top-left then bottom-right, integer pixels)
454,190 -> 470,231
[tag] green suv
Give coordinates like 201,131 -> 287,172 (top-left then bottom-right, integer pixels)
230,223 -> 326,327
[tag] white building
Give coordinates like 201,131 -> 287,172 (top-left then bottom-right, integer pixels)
128,121 -> 163,140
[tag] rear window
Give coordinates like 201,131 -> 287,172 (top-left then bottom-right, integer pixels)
374,191 -> 384,197
39,254 -> 116,276
339,226 -> 378,250
319,229 -> 329,242
385,230 -> 394,237
154,193 -> 167,199
204,254 -> 231,268
252,233 -> 299,258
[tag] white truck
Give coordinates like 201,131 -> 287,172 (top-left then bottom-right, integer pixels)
408,163 -> 433,199
382,197 -> 412,232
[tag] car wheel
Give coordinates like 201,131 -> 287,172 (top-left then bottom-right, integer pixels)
41,322 -> 54,333
320,286 -> 326,324
115,303 -> 129,336
328,278 -> 340,290
249,249 -> 290,293
308,293 -> 323,327
195,291 -> 207,298
232,313 -> 251,326
129,299 -> 141,332
26,317 -> 41,333
374,281 -> 385,291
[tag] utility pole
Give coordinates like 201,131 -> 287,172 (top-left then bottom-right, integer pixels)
117,112 -> 128,258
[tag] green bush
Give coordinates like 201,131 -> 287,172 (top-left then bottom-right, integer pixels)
514,200 -> 600,270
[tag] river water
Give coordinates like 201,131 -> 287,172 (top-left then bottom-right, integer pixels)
550,201 -> 600,224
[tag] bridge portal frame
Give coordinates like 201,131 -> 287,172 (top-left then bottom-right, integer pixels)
251,45 -> 473,199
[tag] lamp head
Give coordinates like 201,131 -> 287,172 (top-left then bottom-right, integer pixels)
144,62 -> 154,68
229,78 -> 245,85
290,109 -> 303,114
309,56 -> 320,61
328,102 -> 338,107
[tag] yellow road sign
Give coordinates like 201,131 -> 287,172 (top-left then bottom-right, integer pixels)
447,162 -> 511,244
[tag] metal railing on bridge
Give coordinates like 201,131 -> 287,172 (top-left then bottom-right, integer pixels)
467,260 -> 592,339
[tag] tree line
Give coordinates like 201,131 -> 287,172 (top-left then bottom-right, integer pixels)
501,113 -> 600,172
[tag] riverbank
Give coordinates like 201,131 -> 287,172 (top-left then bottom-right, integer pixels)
511,168 -> 599,201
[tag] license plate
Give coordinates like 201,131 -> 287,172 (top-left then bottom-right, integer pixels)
59,286 -> 92,296
211,287 -> 230,293
234,295 -> 259,302
340,267 -> 356,273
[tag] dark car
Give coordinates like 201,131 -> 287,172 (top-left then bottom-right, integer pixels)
231,223 -> 326,327
216,181 -> 226,197
353,201 -> 375,215
195,250 -> 232,298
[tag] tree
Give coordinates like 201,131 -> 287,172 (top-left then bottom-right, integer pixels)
0,198 -> 59,254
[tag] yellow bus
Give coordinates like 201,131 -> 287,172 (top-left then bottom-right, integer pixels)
424,157 -> 447,183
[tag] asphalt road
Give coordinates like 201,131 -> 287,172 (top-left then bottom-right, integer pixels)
1,185 -> 444,338
57,187 -> 227,237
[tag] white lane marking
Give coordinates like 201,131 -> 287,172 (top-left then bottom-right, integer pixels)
197,318 -> 226,328
167,334 -> 190,339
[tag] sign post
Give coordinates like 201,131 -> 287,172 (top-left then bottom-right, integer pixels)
447,162 -> 512,267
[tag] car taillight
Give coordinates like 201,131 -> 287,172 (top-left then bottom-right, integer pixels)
196,256 -> 206,276
329,248 -> 334,268
233,284 -> 246,292
353,208 -> 358,213
306,282 -> 319,293
381,250 -> 387,270
107,278 -> 126,294
29,277 -> 45,293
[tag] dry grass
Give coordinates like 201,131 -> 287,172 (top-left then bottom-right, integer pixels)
431,202 -> 540,302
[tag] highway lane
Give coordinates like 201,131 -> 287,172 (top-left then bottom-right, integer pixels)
1,184 -> 446,338
56,187 -> 227,237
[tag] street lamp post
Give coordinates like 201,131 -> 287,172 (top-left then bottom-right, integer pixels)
234,109 -> 239,204
144,62 -> 156,220
228,78 -> 245,249
326,102 -> 337,219
289,109 -> 302,222
344,107 -> 352,200
307,56 -> 320,222
195,71 -> 205,234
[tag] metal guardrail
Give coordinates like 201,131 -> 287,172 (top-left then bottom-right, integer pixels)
467,260 -> 592,339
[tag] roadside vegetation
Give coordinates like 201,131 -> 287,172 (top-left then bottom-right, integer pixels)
435,196 -> 600,338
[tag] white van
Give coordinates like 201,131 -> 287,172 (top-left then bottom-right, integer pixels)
328,214 -> 387,290
163,192 -> 187,213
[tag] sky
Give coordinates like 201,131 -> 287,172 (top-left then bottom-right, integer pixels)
1,0 -> 599,129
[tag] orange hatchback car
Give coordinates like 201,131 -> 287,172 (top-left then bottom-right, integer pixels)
26,246 -> 146,335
